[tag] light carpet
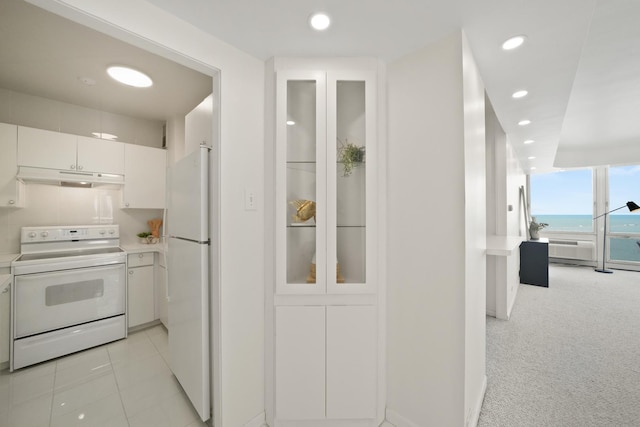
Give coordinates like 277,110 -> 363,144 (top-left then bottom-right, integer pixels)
478,264 -> 640,427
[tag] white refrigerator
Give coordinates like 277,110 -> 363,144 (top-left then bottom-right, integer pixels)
167,145 -> 211,421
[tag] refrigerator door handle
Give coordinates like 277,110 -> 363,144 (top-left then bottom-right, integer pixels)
170,236 -> 210,245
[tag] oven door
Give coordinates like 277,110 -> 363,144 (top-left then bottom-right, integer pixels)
14,264 -> 126,338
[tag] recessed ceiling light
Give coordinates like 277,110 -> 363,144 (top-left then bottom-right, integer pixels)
309,13 -> 331,31
92,132 -> 118,140
524,139 -> 534,144
286,120 -> 295,126
512,90 -> 528,99
502,35 -> 526,51
530,167 -> 537,171
528,156 -> 536,160
518,119 -> 531,126
107,66 -> 153,88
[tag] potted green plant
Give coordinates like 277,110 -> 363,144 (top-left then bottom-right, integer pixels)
137,231 -> 152,244
338,140 -> 365,177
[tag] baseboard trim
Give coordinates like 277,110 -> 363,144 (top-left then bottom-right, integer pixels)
385,408 -> 420,427
466,375 -> 488,427
244,412 -> 266,427
486,308 -> 496,318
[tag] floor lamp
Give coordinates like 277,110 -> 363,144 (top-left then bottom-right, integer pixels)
594,201 -> 640,273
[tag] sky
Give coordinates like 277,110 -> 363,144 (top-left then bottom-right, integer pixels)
531,166 -> 640,215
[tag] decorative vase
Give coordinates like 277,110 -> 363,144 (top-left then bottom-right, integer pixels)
530,228 -> 540,240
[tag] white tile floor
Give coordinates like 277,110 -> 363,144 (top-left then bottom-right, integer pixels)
0,325 -> 208,427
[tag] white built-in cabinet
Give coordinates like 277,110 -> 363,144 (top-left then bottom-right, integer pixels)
127,252 -> 155,328
271,65 -> 379,426
0,123 -> 25,207
17,126 -> 124,174
122,144 -> 166,209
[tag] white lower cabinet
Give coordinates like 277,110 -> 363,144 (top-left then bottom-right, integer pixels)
274,305 -> 377,424
0,274 -> 10,365
155,253 -> 168,328
127,253 -> 155,328
326,305 -> 377,419
276,306 -> 326,420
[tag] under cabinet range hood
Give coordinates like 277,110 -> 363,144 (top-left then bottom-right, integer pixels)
16,166 -> 124,187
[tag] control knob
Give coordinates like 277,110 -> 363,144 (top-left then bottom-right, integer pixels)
41,231 -> 49,238
99,229 -> 106,235
108,229 -> 115,235
28,232 -> 37,238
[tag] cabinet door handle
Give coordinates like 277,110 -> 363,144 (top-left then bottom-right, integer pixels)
1,287 -> 8,294
78,165 -> 83,171
70,164 -> 75,170
125,203 -> 130,207
129,270 -> 134,275
138,254 -> 143,258
8,200 -> 15,205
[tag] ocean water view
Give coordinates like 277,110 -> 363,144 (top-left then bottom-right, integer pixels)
533,214 -> 640,262
532,214 -> 640,233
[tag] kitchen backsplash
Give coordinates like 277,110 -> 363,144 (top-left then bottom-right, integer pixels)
0,184 -> 162,254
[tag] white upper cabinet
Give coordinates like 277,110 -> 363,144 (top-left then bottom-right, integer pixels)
0,123 -> 24,207
77,136 -> 125,175
122,143 -> 166,209
17,126 -> 77,170
17,126 -> 124,174
276,70 -> 377,296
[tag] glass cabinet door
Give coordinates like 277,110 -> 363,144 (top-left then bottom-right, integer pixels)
277,71 -> 327,294
327,72 -> 376,294
276,70 -> 376,295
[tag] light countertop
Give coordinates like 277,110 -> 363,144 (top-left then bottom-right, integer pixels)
0,253 -> 19,269
121,243 -> 165,254
0,274 -> 11,293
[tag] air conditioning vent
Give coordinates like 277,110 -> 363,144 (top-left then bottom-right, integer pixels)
548,240 -> 595,260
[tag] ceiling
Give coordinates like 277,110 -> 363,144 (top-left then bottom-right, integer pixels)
142,0 -> 639,174
5,0 -> 640,174
0,0 -> 212,123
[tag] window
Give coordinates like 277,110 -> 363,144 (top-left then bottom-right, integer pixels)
607,165 -> 640,262
530,169 -> 593,232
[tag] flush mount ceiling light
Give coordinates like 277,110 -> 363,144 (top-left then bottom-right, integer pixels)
512,90 -> 528,99
309,13 -> 331,31
502,35 -> 526,51
518,119 -> 531,126
92,132 -> 118,140
530,167 -> 537,171
107,66 -> 153,88
524,139 -> 534,144
286,120 -> 295,126
528,156 -> 536,160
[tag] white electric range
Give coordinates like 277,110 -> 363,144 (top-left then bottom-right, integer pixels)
10,225 -> 127,371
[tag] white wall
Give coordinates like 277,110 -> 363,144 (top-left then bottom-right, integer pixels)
25,2 -> 266,426
0,88 -> 164,147
0,88 -> 166,254
461,33 -> 487,427
387,31 -> 486,427
0,184 -> 161,253
485,93 -> 526,320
